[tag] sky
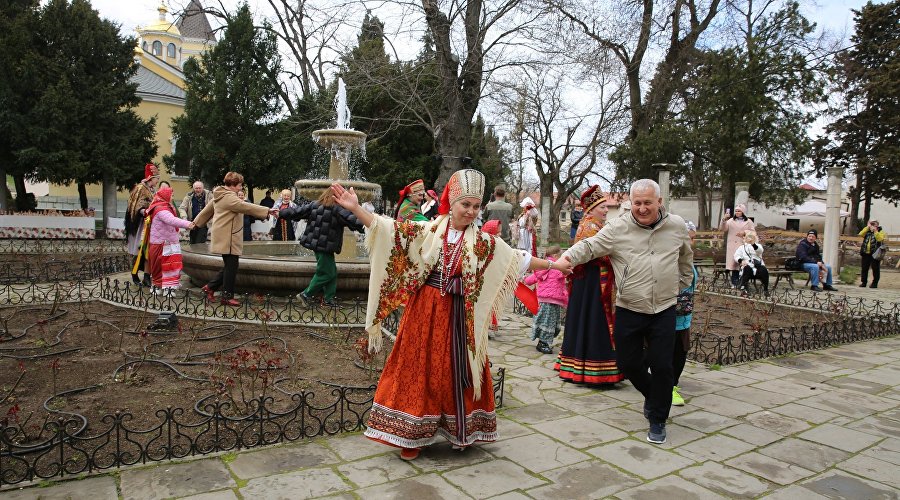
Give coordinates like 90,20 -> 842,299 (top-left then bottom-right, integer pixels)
88,0 -> 874,189
92,0 -> 871,48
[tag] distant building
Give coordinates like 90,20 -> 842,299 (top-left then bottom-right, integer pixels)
45,1 -> 216,214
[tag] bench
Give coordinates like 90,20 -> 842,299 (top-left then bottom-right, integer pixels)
765,257 -> 797,290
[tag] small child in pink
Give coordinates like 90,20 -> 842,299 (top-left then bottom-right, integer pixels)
524,245 -> 569,354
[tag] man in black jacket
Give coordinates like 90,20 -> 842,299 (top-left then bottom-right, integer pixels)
279,189 -> 364,305
796,229 -> 837,292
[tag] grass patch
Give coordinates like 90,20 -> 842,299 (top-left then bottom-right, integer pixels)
839,265 -> 859,285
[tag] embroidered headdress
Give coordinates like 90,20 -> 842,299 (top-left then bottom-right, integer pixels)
438,169 -> 486,215
580,185 -> 607,214
144,163 -> 158,181
398,179 -> 425,201
519,196 -> 535,210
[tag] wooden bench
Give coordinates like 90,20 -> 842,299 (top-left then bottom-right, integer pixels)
765,257 -> 797,290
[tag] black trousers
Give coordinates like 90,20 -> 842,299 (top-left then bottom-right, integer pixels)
207,254 -> 239,297
189,227 -> 208,244
860,253 -> 880,285
730,270 -> 740,286
614,306 -> 675,424
739,265 -> 769,291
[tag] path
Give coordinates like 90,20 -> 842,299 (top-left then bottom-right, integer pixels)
2,309 -> 899,499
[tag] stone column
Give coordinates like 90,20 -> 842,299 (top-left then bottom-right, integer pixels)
655,167 -> 671,209
734,182 -> 750,209
824,167 -> 843,275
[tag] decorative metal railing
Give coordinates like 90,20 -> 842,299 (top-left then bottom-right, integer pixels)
0,255 -> 131,285
0,239 -> 126,255
0,281 -> 506,486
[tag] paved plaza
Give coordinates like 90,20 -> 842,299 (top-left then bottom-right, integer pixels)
2,291 -> 899,500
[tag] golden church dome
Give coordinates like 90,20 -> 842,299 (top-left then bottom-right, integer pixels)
141,3 -> 181,36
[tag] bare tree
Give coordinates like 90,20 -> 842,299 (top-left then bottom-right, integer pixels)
360,0 -> 543,188
543,0 -> 721,141
493,65 -> 626,238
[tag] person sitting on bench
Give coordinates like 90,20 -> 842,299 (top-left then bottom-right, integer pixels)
796,229 -> 837,292
734,230 -> 769,297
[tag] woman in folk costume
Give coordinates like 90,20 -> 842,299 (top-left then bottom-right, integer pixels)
554,186 -> 624,385
393,179 -> 428,223
331,169 -> 568,461
145,186 -> 194,290
517,197 -> 539,256
125,164 -> 159,286
719,203 -> 756,287
271,189 -> 298,241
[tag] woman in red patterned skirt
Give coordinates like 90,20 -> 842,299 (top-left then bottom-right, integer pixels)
332,170 -> 566,461
554,186 -> 624,385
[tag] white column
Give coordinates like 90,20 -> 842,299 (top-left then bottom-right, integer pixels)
657,169 -> 671,210
734,182 -> 750,209
824,167 -> 842,275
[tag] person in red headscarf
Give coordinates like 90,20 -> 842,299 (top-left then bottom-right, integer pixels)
126,164 -> 160,286
145,186 -> 195,290
554,185 -> 624,385
331,169 -> 568,461
394,179 -> 428,222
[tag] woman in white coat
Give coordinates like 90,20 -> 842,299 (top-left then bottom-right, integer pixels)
734,230 -> 769,296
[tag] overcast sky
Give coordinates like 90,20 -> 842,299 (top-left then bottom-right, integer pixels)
92,0 -> 870,45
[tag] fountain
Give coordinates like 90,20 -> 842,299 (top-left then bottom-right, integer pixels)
181,78 -> 379,294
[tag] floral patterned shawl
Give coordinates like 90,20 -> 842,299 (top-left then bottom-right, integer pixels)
365,213 -> 522,399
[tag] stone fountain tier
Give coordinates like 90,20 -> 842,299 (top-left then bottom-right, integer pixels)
181,242 -> 371,295
312,128 -> 366,149
294,179 -> 381,203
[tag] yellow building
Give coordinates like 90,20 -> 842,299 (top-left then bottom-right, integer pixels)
46,1 -> 217,211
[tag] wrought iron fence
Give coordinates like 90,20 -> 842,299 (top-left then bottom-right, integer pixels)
0,287 -> 506,486
0,255 -> 131,285
0,239 -> 126,255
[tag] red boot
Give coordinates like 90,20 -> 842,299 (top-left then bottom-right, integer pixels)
220,297 -> 240,307
201,285 -> 216,302
399,447 -> 420,461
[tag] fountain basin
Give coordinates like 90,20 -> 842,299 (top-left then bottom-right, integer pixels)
182,242 -> 371,295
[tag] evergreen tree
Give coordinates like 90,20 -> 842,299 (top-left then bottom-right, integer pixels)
816,0 -> 899,229
0,0 -> 155,210
168,4 -> 301,198
340,12 -> 434,205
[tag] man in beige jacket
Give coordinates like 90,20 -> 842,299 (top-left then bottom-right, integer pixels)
557,179 -> 693,445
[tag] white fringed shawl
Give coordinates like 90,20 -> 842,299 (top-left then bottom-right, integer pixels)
364,213 -> 522,399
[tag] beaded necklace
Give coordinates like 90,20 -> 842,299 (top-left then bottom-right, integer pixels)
438,224 -> 466,296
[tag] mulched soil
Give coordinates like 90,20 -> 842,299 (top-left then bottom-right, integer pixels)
691,293 -> 825,338
0,301 -> 389,439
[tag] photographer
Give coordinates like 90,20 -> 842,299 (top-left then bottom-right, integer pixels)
858,220 -> 886,289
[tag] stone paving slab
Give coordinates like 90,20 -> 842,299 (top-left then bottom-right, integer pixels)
226,441 -> 340,479
119,460 -> 235,500
586,439 -> 696,480
352,473 -> 470,499
442,458 -> 546,497
725,452 -> 816,486
801,471 -> 898,499
679,461 -> 772,498
615,474 -> 727,499
529,414 -> 628,449
797,422 -> 883,452
0,476 -> 118,500
757,437 -> 850,470
525,461 -> 641,499
336,454 -> 419,488
238,467 -> 352,499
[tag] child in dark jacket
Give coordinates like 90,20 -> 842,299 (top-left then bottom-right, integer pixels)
279,187 -> 364,305
524,246 -> 569,354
